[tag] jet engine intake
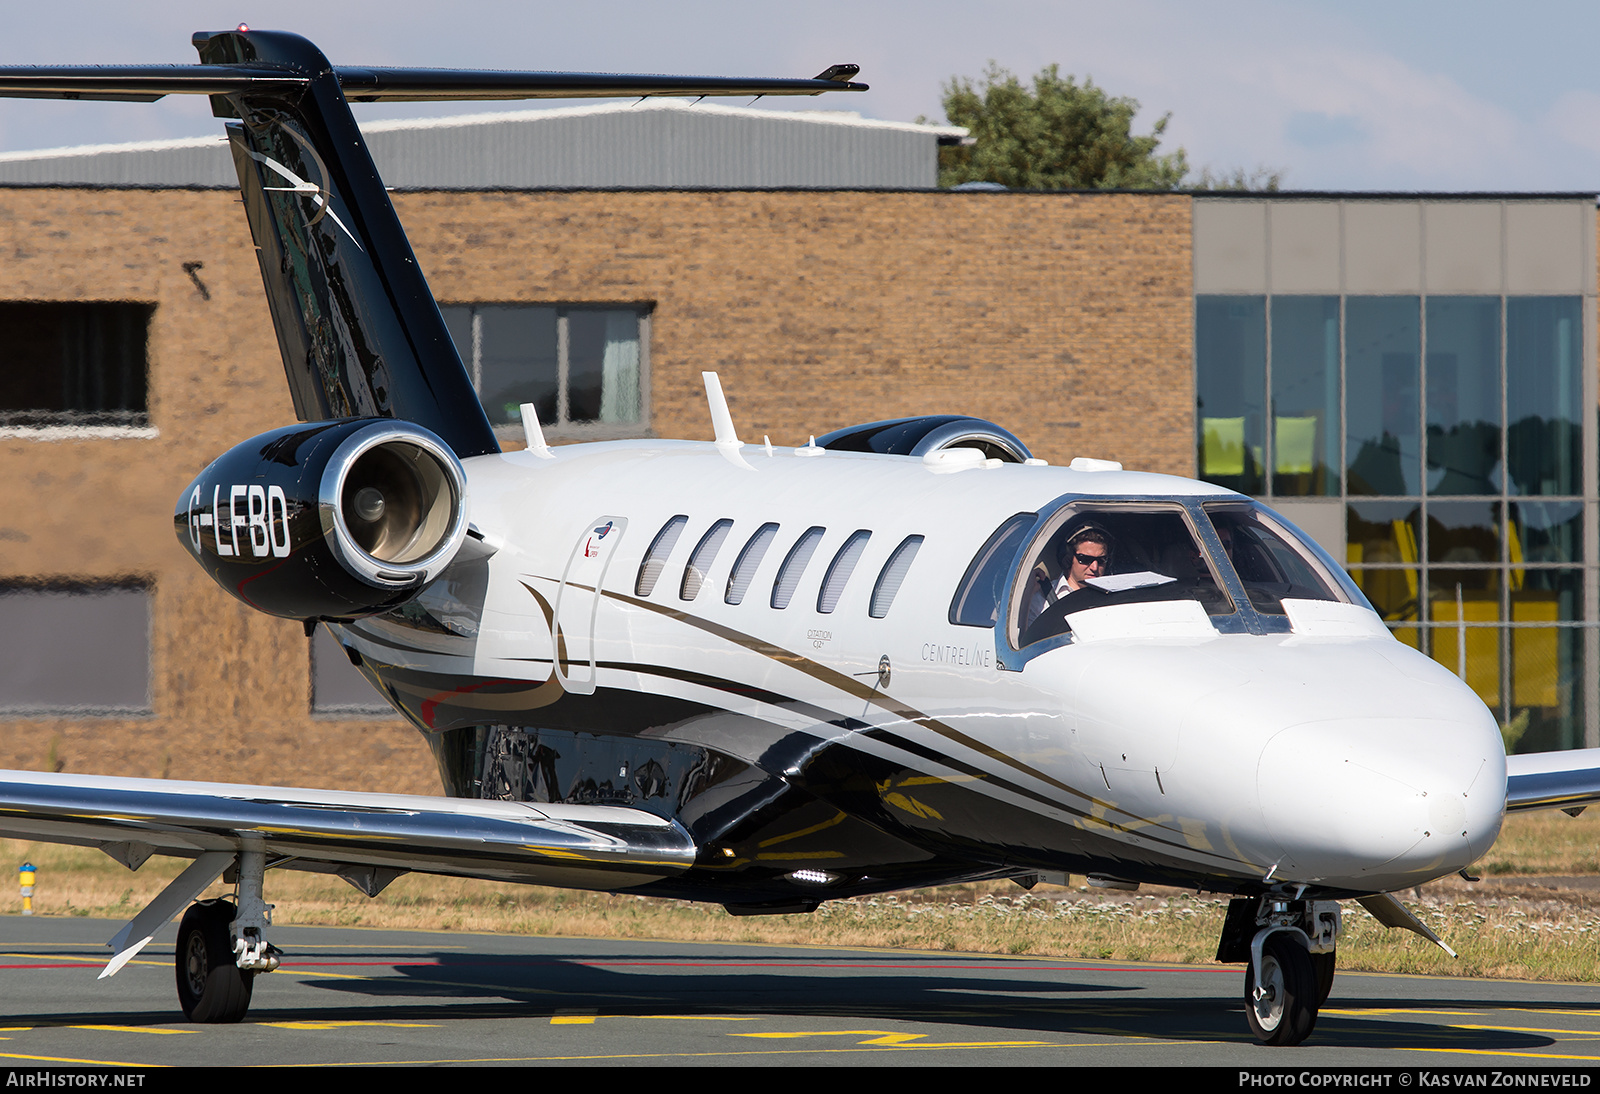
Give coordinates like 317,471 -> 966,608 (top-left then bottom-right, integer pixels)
815,415 -> 1033,463
175,419 -> 469,620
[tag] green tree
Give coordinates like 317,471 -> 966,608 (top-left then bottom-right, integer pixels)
933,63 -> 1188,191
1190,165 -> 1283,192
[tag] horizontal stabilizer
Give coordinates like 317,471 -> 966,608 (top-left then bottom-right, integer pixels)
0,769 -> 696,891
1505,748 -> 1600,813
0,63 -> 866,104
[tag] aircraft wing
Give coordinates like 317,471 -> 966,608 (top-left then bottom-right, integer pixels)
0,769 -> 696,891
1505,748 -> 1600,814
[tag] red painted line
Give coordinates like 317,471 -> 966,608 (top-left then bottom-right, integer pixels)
567,960 -> 1207,973
0,962 -> 103,971
279,960 -> 440,969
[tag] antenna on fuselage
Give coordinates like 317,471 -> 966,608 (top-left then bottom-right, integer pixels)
702,372 -> 755,471
702,372 -> 742,447
520,402 -> 555,459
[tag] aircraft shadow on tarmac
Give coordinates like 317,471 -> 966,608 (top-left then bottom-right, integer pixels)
248,945 -> 1566,1052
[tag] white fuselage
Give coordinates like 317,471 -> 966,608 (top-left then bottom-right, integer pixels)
337,439 -> 1508,897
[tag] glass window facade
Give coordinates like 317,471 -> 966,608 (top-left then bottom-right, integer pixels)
1198,292 -> 1592,753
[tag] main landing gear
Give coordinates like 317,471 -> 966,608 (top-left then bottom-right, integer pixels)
175,848 -> 281,1023
1217,895 -> 1341,1046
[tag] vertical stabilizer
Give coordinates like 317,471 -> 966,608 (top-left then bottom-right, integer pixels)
194,29 -> 499,458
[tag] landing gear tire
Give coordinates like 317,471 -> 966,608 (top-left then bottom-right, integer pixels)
1245,933 -> 1318,1046
1310,950 -> 1335,1007
175,899 -> 254,1023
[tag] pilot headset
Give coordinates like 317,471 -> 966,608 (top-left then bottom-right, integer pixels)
1060,522 -> 1113,570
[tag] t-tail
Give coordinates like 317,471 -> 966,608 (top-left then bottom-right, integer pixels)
196,30 -> 499,457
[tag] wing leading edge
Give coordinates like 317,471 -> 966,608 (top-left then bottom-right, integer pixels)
0,769 -> 696,886
1505,748 -> 1600,814
0,769 -> 695,980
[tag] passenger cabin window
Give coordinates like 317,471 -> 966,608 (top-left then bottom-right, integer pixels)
950,514 -> 1035,627
871,535 -> 924,619
635,515 -> 687,596
1203,502 -> 1354,614
725,523 -> 778,605
1010,503 -> 1236,649
818,530 -> 871,613
771,527 -> 825,609
680,519 -> 734,601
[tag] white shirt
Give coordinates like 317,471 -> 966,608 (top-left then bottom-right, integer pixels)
1024,573 -> 1075,629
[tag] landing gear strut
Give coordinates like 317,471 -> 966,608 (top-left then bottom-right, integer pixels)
1218,895 -> 1341,1046
173,845 -> 281,1023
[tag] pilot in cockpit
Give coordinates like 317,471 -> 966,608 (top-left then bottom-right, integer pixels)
1023,523 -> 1114,629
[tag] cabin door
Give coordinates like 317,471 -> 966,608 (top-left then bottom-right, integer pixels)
553,515 -> 628,696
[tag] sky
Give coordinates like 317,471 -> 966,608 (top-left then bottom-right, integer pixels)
0,0 -> 1597,192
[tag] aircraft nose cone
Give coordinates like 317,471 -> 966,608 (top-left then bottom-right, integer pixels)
1257,713 -> 1504,890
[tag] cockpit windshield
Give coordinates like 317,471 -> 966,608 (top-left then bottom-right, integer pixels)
1009,502 -> 1235,648
1201,501 -> 1359,615
1002,498 -> 1367,649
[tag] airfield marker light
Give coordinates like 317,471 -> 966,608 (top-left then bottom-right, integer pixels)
18,862 -> 35,915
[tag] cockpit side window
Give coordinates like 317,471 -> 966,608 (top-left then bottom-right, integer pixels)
950,513 -> 1035,627
1202,502 -> 1355,614
1009,503 -> 1236,649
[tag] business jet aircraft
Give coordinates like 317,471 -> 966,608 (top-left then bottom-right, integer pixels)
0,28 -> 1593,1047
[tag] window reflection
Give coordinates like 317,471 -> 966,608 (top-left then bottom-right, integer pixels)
1270,296 -> 1339,497
1426,500 -> 1500,566
1196,296 -> 1265,495
1510,500 -> 1583,564
1345,501 -> 1420,567
1426,297 -> 1501,495
1507,297 -> 1582,496
1346,297 -> 1421,496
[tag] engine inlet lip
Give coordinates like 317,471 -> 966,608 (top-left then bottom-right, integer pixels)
318,421 -> 469,588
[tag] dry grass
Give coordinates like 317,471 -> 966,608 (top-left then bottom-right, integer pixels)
7,807 -> 1600,982
1479,808 -> 1600,875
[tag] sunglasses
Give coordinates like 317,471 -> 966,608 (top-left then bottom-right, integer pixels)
1072,552 -> 1108,567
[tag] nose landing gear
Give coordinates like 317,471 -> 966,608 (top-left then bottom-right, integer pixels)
1245,933 -> 1317,1045
1218,895 -> 1342,1046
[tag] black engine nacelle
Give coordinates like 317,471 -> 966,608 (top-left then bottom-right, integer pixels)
175,419 -> 470,620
